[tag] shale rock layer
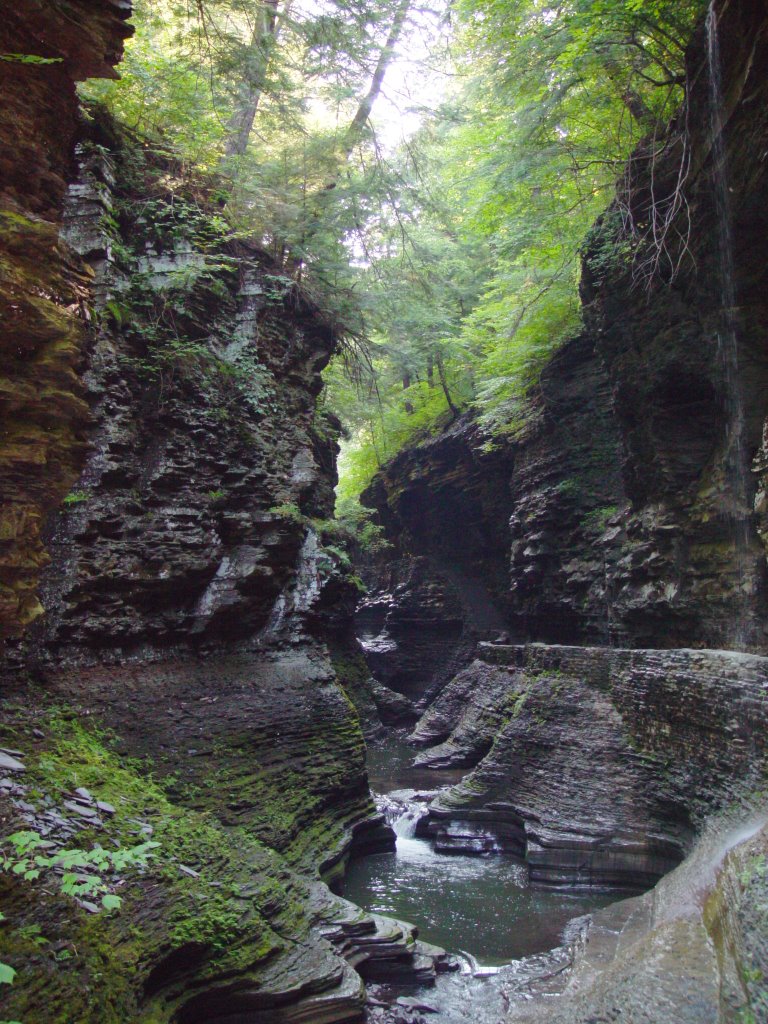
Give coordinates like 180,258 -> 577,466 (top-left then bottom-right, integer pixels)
362,0 -> 768,655
414,642 -> 768,890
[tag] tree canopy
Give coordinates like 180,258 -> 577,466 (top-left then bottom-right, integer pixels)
83,0 -> 708,508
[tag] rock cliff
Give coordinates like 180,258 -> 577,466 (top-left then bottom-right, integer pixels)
0,0 -> 132,638
0,5 -> 443,1022
362,0 -> 768,655
355,1 -> 768,1018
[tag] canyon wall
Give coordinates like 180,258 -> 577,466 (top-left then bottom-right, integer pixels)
0,0 -> 132,637
0,5 -> 427,1022
356,3 -> 768,1017
414,642 -> 767,889
362,0 -> 768,659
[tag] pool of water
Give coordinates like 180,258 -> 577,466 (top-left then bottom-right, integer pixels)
344,833 -> 614,965
345,733 -> 616,966
365,733 -> 467,792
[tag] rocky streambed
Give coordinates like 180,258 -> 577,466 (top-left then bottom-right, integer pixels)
345,735 -> 614,967
341,732 -> 618,1023
341,641 -> 768,1023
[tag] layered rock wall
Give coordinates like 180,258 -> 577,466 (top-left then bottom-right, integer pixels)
506,815 -> 768,1024
362,0 -> 768,654
413,642 -> 768,890
0,0 -> 132,638
0,7 -> 417,1022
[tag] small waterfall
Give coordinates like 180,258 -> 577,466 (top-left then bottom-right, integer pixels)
392,805 -> 422,838
376,790 -> 429,838
263,592 -> 287,636
293,528 -> 322,613
706,1 -> 753,647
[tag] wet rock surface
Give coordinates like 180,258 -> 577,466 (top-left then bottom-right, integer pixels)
506,814 -> 768,1024
414,643 -> 768,890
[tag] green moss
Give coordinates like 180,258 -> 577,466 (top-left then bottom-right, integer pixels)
330,645 -> 382,733
0,705 -> 310,1023
581,505 -> 619,535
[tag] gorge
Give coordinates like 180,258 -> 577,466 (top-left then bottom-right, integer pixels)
1,1 -> 767,1023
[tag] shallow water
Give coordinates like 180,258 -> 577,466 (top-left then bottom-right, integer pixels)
344,834 -> 614,964
347,733 -> 615,966
365,734 -> 467,792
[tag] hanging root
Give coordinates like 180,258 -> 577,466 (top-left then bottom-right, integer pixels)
615,112 -> 695,290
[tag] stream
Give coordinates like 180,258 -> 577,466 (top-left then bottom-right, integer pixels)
342,734 -> 618,1020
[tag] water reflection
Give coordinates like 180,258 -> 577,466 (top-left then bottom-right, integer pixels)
366,733 -> 467,792
348,733 -> 615,966
345,834 -> 613,965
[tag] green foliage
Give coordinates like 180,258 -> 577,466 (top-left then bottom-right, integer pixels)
268,502 -> 305,523
0,963 -> 16,985
581,211 -> 634,283
326,0 -> 705,495
557,478 -> 583,500
312,501 -> 391,554
0,708 -> 293,1000
62,490 -> 89,507
80,0 -> 705,501
0,911 -> 14,991
581,505 -> 619,534
0,53 -> 63,65
225,348 -> 276,415
1,830 -> 158,909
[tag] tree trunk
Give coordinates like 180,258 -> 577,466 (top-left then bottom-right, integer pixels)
436,351 -> 458,420
601,51 -> 654,127
341,0 -> 410,159
290,0 -> 410,264
402,371 -> 413,414
222,0 -> 285,160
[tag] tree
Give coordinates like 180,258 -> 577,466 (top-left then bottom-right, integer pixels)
222,0 -> 287,159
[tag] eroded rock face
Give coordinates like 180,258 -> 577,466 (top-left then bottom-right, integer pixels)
505,814 -> 768,1023
0,10 -> 409,1022
362,0 -> 768,654
357,427 -> 513,705
414,642 -> 768,890
10,143 -> 343,660
0,0 -> 133,638
356,555 -> 482,707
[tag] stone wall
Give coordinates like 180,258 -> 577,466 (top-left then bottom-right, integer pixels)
0,0 -> 132,638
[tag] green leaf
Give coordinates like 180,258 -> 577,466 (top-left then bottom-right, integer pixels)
101,894 -> 122,911
8,832 -> 42,853
0,52 -> 63,64
0,962 -> 16,985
